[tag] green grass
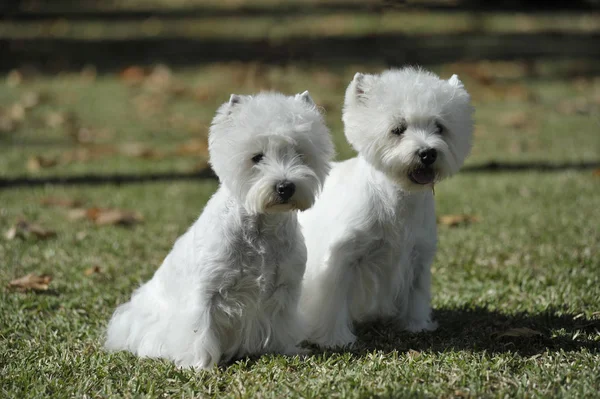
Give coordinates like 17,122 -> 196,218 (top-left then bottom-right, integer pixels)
1,58 -> 599,397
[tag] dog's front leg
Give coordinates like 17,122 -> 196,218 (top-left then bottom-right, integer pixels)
405,239 -> 438,333
302,238 -> 362,349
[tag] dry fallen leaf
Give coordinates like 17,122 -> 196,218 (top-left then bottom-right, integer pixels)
8,104 -> 25,122
438,214 -> 480,227
27,155 -> 59,171
132,94 -> 166,116
75,231 -> 88,241
496,327 -> 542,339
84,265 -> 102,276
145,64 -> 173,92
94,209 -> 143,226
72,126 -> 114,144
499,111 -> 529,129
61,146 -> 116,163
40,197 -> 84,208
119,143 -> 163,159
21,91 -> 49,110
8,273 -> 52,292
406,349 -> 421,361
593,168 -> 600,177
120,66 -> 146,85
5,219 -> 57,240
69,207 -> 143,226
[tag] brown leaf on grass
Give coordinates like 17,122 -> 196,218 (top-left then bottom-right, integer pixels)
499,111 -> 530,129
119,143 -> 164,159
72,126 -> 112,144
45,112 -> 64,128
62,146 -> 117,163
144,64 -> 172,92
495,327 -> 542,339
593,169 -> 600,177
8,273 -> 52,292
40,197 -> 84,208
5,219 -> 57,240
67,208 -> 88,221
438,214 -> 480,227
120,66 -> 146,86
8,104 -> 26,123
133,94 -> 166,116
27,155 -> 59,171
21,91 -> 50,110
84,265 -> 102,276
94,209 -> 143,226
75,231 -> 88,241
69,207 -> 143,226
174,139 -> 209,157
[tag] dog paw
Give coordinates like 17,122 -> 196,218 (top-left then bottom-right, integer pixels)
405,319 -> 438,333
312,333 -> 357,349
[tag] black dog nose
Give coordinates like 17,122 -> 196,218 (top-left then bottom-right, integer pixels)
276,181 -> 296,201
418,148 -> 437,165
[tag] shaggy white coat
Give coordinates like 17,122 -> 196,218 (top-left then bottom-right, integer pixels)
105,91 -> 334,368
299,68 -> 474,348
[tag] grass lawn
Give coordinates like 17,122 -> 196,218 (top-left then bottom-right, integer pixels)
1,59 -> 599,397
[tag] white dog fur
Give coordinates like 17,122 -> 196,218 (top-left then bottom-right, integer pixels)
105,91 -> 334,368
299,67 -> 474,348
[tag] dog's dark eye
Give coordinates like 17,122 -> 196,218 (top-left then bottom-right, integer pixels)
251,153 -> 264,164
391,121 -> 407,136
435,122 -> 445,134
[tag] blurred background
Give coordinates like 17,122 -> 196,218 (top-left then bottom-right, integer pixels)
0,0 -> 599,182
1,4 -> 599,396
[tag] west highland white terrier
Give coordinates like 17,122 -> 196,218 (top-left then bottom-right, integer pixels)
299,68 -> 474,348
105,91 -> 334,368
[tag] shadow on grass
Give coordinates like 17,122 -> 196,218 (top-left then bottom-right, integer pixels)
225,306 -> 599,370
350,306 -> 600,357
1,161 -> 598,189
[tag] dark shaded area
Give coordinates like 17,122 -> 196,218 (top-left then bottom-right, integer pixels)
1,161 -> 598,190
350,306 -> 600,356
3,32 -> 600,72
232,306 -> 599,369
462,161 -> 600,173
0,169 -> 218,190
2,0 -> 599,20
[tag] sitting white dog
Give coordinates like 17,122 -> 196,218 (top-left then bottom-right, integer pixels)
105,91 -> 333,368
299,68 -> 474,348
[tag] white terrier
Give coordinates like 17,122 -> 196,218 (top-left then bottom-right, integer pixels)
299,68 -> 473,348
105,91 -> 334,368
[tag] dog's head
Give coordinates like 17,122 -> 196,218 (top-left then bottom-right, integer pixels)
209,91 -> 334,214
343,68 -> 473,191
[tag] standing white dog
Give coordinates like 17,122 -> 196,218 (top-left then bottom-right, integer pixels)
299,68 -> 474,348
105,91 -> 334,368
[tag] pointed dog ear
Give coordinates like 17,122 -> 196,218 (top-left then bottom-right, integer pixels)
296,90 -> 315,106
349,72 -> 375,104
219,94 -> 248,116
228,94 -> 243,106
448,74 -> 464,89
